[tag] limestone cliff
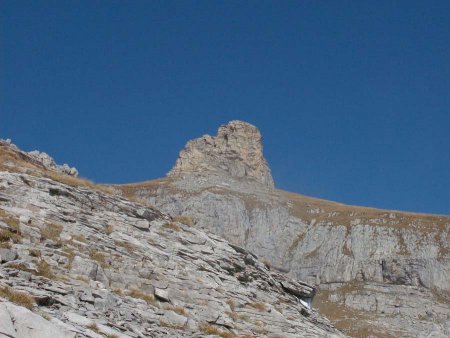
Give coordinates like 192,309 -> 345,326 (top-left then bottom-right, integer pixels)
119,121 -> 450,338
0,141 -> 341,337
168,120 -> 274,188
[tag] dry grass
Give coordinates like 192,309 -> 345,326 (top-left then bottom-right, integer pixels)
159,319 -> 186,330
104,224 -> 114,235
173,215 -> 194,226
225,310 -> 248,322
199,323 -> 234,338
247,302 -> 266,312
0,146 -> 43,173
90,250 -> 107,267
75,275 -> 90,283
106,334 -> 119,338
112,288 -> 124,296
162,304 -> 189,316
0,226 -> 21,243
312,284 -> 401,338
0,145 -> 115,195
0,209 -> 21,242
0,241 -> 11,248
0,209 -> 20,229
40,223 -> 63,241
280,189 -> 449,233
172,305 -> 189,316
5,261 -> 54,281
62,247 -> 76,269
29,248 -> 41,257
227,299 -> 237,311
86,322 -> 100,333
46,171 -> 114,195
72,234 -> 87,243
6,262 -> 29,271
114,240 -> 136,252
0,286 -> 35,309
128,288 -> 156,305
162,222 -> 181,232
36,260 -> 55,279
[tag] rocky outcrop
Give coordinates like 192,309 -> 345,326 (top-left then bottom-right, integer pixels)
119,121 -> 450,338
0,162 -> 342,337
0,139 -> 78,177
168,120 -> 274,188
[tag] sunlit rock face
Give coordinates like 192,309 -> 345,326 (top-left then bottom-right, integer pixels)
168,120 -> 274,188
0,141 -> 341,338
121,120 -> 450,338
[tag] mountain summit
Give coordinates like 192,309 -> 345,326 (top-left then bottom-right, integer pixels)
119,121 -> 450,338
168,120 -> 274,188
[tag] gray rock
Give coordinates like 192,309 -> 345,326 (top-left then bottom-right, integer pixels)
70,256 -> 109,286
119,120 -> 450,338
0,302 -> 16,338
0,168 -> 342,337
154,288 -> 170,302
168,120 -> 274,188
134,219 -> 149,230
2,301 -> 75,338
0,248 -> 18,263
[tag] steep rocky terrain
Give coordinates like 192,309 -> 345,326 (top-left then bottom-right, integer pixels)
118,121 -> 450,338
0,140 -> 342,337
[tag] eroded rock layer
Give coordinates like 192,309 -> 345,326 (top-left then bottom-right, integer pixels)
0,141 -> 342,337
119,121 -> 450,338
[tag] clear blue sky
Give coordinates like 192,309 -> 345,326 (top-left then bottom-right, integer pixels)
1,1 -> 449,215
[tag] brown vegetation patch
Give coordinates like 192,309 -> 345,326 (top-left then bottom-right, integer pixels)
29,248 -> 41,257
62,247 -> 76,269
0,209 -> 20,228
114,240 -> 136,252
313,285 -> 401,338
86,322 -> 101,333
36,260 -> 55,279
199,323 -> 234,338
89,250 -> 107,267
0,286 -> 35,309
128,289 -> 156,305
173,215 -> 194,226
280,190 -> 449,233
162,222 -> 181,232
163,304 -> 189,316
0,145 -> 115,195
246,301 -> 266,312
71,234 -> 87,243
41,223 -> 63,241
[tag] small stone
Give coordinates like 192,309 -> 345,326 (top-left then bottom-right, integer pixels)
154,288 -> 170,302
134,219 -> 150,230
19,215 -> 31,224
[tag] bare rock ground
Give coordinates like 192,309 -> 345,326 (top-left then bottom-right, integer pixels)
118,121 -> 450,338
0,140 -> 343,338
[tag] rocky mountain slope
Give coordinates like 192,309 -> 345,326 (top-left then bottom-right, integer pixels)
117,121 -> 450,338
0,140 -> 343,337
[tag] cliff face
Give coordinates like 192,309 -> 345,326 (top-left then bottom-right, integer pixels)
0,141 -> 342,337
119,121 -> 450,338
168,121 -> 274,188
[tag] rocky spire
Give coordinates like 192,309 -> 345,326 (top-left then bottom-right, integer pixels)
168,120 -> 274,188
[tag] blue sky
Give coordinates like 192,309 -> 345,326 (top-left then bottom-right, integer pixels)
1,1 -> 449,215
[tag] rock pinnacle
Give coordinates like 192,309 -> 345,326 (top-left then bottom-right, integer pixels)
168,120 -> 274,188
